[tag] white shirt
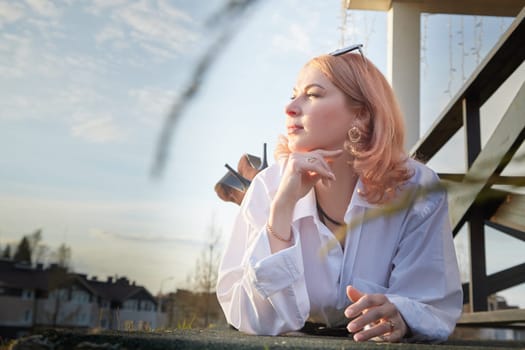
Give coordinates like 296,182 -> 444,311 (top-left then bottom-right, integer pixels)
216,158 -> 462,342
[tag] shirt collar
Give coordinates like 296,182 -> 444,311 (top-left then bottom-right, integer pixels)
348,178 -> 381,209
292,178 -> 380,222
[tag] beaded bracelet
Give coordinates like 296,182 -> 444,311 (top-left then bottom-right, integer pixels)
266,223 -> 293,243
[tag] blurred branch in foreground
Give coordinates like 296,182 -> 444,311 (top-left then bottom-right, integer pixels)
151,0 -> 260,178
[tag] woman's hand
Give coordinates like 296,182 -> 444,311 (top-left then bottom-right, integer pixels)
345,285 -> 408,342
267,149 -> 342,251
274,149 -> 343,206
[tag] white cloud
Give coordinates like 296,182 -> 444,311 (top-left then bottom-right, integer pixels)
89,228 -> 206,246
114,1 -> 198,59
71,114 -> 126,143
129,86 -> 178,125
86,0 -> 128,15
24,0 -> 61,18
0,1 -> 26,26
0,32 -> 34,78
95,25 -> 125,44
272,24 -> 312,54
88,1 -> 199,62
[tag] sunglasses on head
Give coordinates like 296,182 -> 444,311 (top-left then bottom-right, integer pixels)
329,43 -> 367,68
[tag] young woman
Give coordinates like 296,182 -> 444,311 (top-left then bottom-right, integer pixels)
216,45 -> 462,343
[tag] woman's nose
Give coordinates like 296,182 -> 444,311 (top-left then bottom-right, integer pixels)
285,100 -> 300,117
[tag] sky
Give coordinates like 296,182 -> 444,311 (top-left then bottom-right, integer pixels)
0,0 -> 523,307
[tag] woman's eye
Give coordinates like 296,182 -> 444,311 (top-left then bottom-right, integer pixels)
290,95 -> 296,100
306,93 -> 319,98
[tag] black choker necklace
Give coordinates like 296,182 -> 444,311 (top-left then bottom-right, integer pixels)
316,200 -> 343,226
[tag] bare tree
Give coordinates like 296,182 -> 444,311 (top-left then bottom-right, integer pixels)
28,229 -> 50,265
53,243 -> 72,269
187,219 -> 222,327
48,243 -> 73,326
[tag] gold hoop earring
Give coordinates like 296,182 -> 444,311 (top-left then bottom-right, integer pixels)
348,126 -> 361,143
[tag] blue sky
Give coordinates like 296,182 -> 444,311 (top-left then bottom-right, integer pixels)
0,0 -> 523,307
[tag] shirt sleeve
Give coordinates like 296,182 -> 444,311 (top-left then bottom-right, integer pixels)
215,173 -> 310,335
386,185 -> 463,342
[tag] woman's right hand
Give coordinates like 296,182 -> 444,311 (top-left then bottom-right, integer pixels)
275,149 -> 343,206
266,149 -> 342,251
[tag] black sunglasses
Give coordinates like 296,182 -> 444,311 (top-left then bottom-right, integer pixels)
329,43 -> 367,68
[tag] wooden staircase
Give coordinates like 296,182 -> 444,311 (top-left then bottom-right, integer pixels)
410,5 -> 525,327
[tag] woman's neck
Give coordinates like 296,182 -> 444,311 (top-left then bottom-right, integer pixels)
314,152 -> 358,223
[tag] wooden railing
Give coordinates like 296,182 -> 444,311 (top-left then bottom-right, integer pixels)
410,6 -> 525,323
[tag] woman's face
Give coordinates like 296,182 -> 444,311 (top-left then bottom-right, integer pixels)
285,64 -> 355,153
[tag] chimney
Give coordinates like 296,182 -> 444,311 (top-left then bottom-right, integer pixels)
108,277 -> 113,283
117,277 -> 129,285
91,276 -> 98,281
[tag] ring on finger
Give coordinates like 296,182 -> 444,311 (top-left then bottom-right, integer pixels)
386,319 -> 395,333
307,157 -> 316,163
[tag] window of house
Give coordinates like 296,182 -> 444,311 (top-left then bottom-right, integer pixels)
50,289 -> 69,301
141,300 -> 153,311
123,299 -> 137,311
72,290 -> 89,304
24,309 -> 32,322
21,289 -> 33,299
59,288 -> 69,301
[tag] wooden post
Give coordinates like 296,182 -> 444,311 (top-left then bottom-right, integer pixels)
463,95 -> 488,312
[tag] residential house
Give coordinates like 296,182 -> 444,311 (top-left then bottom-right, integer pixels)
84,275 -> 159,331
0,258 -> 161,339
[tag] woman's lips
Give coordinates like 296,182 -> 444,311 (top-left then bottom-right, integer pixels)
287,125 -> 303,134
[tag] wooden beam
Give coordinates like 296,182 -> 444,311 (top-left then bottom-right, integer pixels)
463,95 -> 481,167
468,204 -> 488,311
490,193 -> 525,233
487,263 -> 525,296
446,81 -> 525,229
410,8 -> 525,161
439,174 -> 525,186
462,263 -> 525,304
462,90 -> 487,312
346,0 -> 391,11
418,0 -> 524,17
457,309 -> 525,326
346,0 -> 524,16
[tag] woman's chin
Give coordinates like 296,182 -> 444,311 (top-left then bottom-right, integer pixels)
288,140 -> 313,153
288,145 -> 310,153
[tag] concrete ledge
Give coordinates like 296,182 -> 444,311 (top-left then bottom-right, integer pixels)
8,328 -> 525,350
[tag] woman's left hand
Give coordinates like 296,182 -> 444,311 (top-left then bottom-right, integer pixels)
344,285 -> 408,342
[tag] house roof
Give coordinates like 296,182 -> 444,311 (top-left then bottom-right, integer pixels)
0,259 -> 49,290
84,277 -> 156,304
0,259 -> 156,305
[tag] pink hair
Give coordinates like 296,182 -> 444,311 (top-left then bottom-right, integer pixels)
276,53 -> 412,204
